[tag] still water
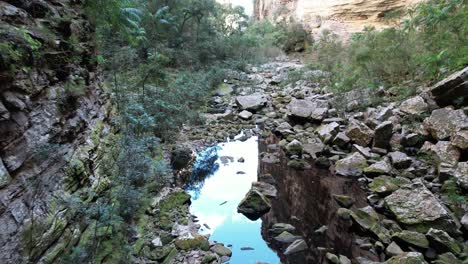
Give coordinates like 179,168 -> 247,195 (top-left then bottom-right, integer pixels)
187,136 -> 280,264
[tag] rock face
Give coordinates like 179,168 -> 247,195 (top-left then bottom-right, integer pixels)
423,107 -> 467,141
384,182 -> 458,234
0,1 -> 107,263
253,0 -> 422,39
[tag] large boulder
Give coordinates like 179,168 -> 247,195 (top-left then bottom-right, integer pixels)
384,181 -> 458,234
426,228 -> 461,255
287,98 -> 328,121
364,160 -> 392,177
373,121 -> 394,149
429,141 -> 460,166
451,131 -> 468,150
368,176 -> 410,196
316,122 -> 340,144
453,162 -> 468,190
335,152 -> 367,177
399,96 -> 428,115
386,252 -> 427,264
211,244 -> 232,257
349,206 -> 391,244
346,119 -> 374,146
429,66 -> 467,107
237,189 -> 271,220
284,239 -> 308,255
392,230 -> 429,249
423,107 -> 467,141
235,94 -> 268,111
388,151 -> 412,169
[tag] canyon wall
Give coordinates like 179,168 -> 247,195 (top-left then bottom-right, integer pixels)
0,0 -> 108,262
254,0 -> 422,38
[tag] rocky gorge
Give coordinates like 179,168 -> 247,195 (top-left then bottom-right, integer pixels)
0,1 -> 467,264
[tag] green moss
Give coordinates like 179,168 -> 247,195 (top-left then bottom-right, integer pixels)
159,191 -> 191,215
161,247 -> 178,264
174,235 -> 210,251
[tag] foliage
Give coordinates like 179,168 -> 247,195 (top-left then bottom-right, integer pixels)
310,0 -> 467,96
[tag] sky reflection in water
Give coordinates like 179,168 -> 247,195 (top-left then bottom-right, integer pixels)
188,136 -> 280,264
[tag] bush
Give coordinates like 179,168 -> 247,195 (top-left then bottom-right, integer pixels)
310,0 -> 468,97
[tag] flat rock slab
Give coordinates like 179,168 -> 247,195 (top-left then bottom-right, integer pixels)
384,181 -> 458,234
235,94 -> 268,111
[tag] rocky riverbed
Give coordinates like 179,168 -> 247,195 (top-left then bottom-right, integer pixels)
144,57 -> 467,264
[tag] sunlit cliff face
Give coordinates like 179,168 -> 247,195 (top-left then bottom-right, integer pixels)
254,0 -> 422,38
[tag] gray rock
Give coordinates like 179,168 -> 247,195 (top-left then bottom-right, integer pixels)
384,181 -> 458,234
333,132 -> 351,148
287,98 -> 329,121
238,110 -> 253,120
346,119 -> 374,146
426,228 -> 461,255
386,252 -> 427,264
389,151 -> 412,169
252,181 -> 277,198
0,159 -> 12,188
453,162 -> 468,190
269,223 -> 296,235
399,96 -> 428,115
3,91 -> 27,110
0,101 -> 10,120
373,121 -> 393,149
332,194 -> 355,208
429,66 -> 467,107
461,213 -> 468,230
423,107 -> 467,140
235,94 -> 268,111
349,206 -> 391,244
303,141 -> 325,159
211,244 -> 232,257
335,152 -> 367,177
430,141 -> 461,166
274,231 -> 302,244
284,239 -> 307,255
316,122 -> 340,143
237,189 -> 271,221
339,255 -> 351,264
276,122 -> 294,135
286,139 -> 303,155
325,253 -> 340,264
386,242 -> 404,257
364,160 -> 392,177
392,230 -> 429,249
451,130 -> 468,150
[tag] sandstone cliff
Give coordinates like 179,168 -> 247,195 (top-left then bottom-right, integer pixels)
0,0 -> 108,262
254,0 -> 422,38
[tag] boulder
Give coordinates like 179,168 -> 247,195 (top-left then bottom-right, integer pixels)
392,230 -> 429,249
252,181 -> 277,198
316,122 -> 340,143
373,121 -> 394,149
430,141 -> 461,166
237,189 -> 271,220
275,122 -> 294,135
386,242 -> 404,257
429,66 -> 467,107
235,94 -> 268,111
238,110 -> 253,120
433,253 -> 462,264
451,131 -> 468,150
274,231 -> 302,244
284,239 -> 307,255
386,252 -> 427,264
174,235 -> 210,251
426,228 -> 461,255
287,98 -> 328,121
453,162 -> 468,190
388,151 -> 412,169
399,96 -> 428,115
335,152 -> 367,177
368,176 -> 410,196
384,181 -> 458,234
333,132 -> 351,148
423,107 -> 467,141
286,139 -> 303,155
269,223 -> 296,235
332,194 -> 355,208
303,141 -> 325,159
325,253 -> 340,264
211,244 -> 232,257
349,206 -> 391,244
346,120 -> 374,146
364,160 -> 392,177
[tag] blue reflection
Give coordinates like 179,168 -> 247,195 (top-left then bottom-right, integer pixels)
186,136 -> 280,264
